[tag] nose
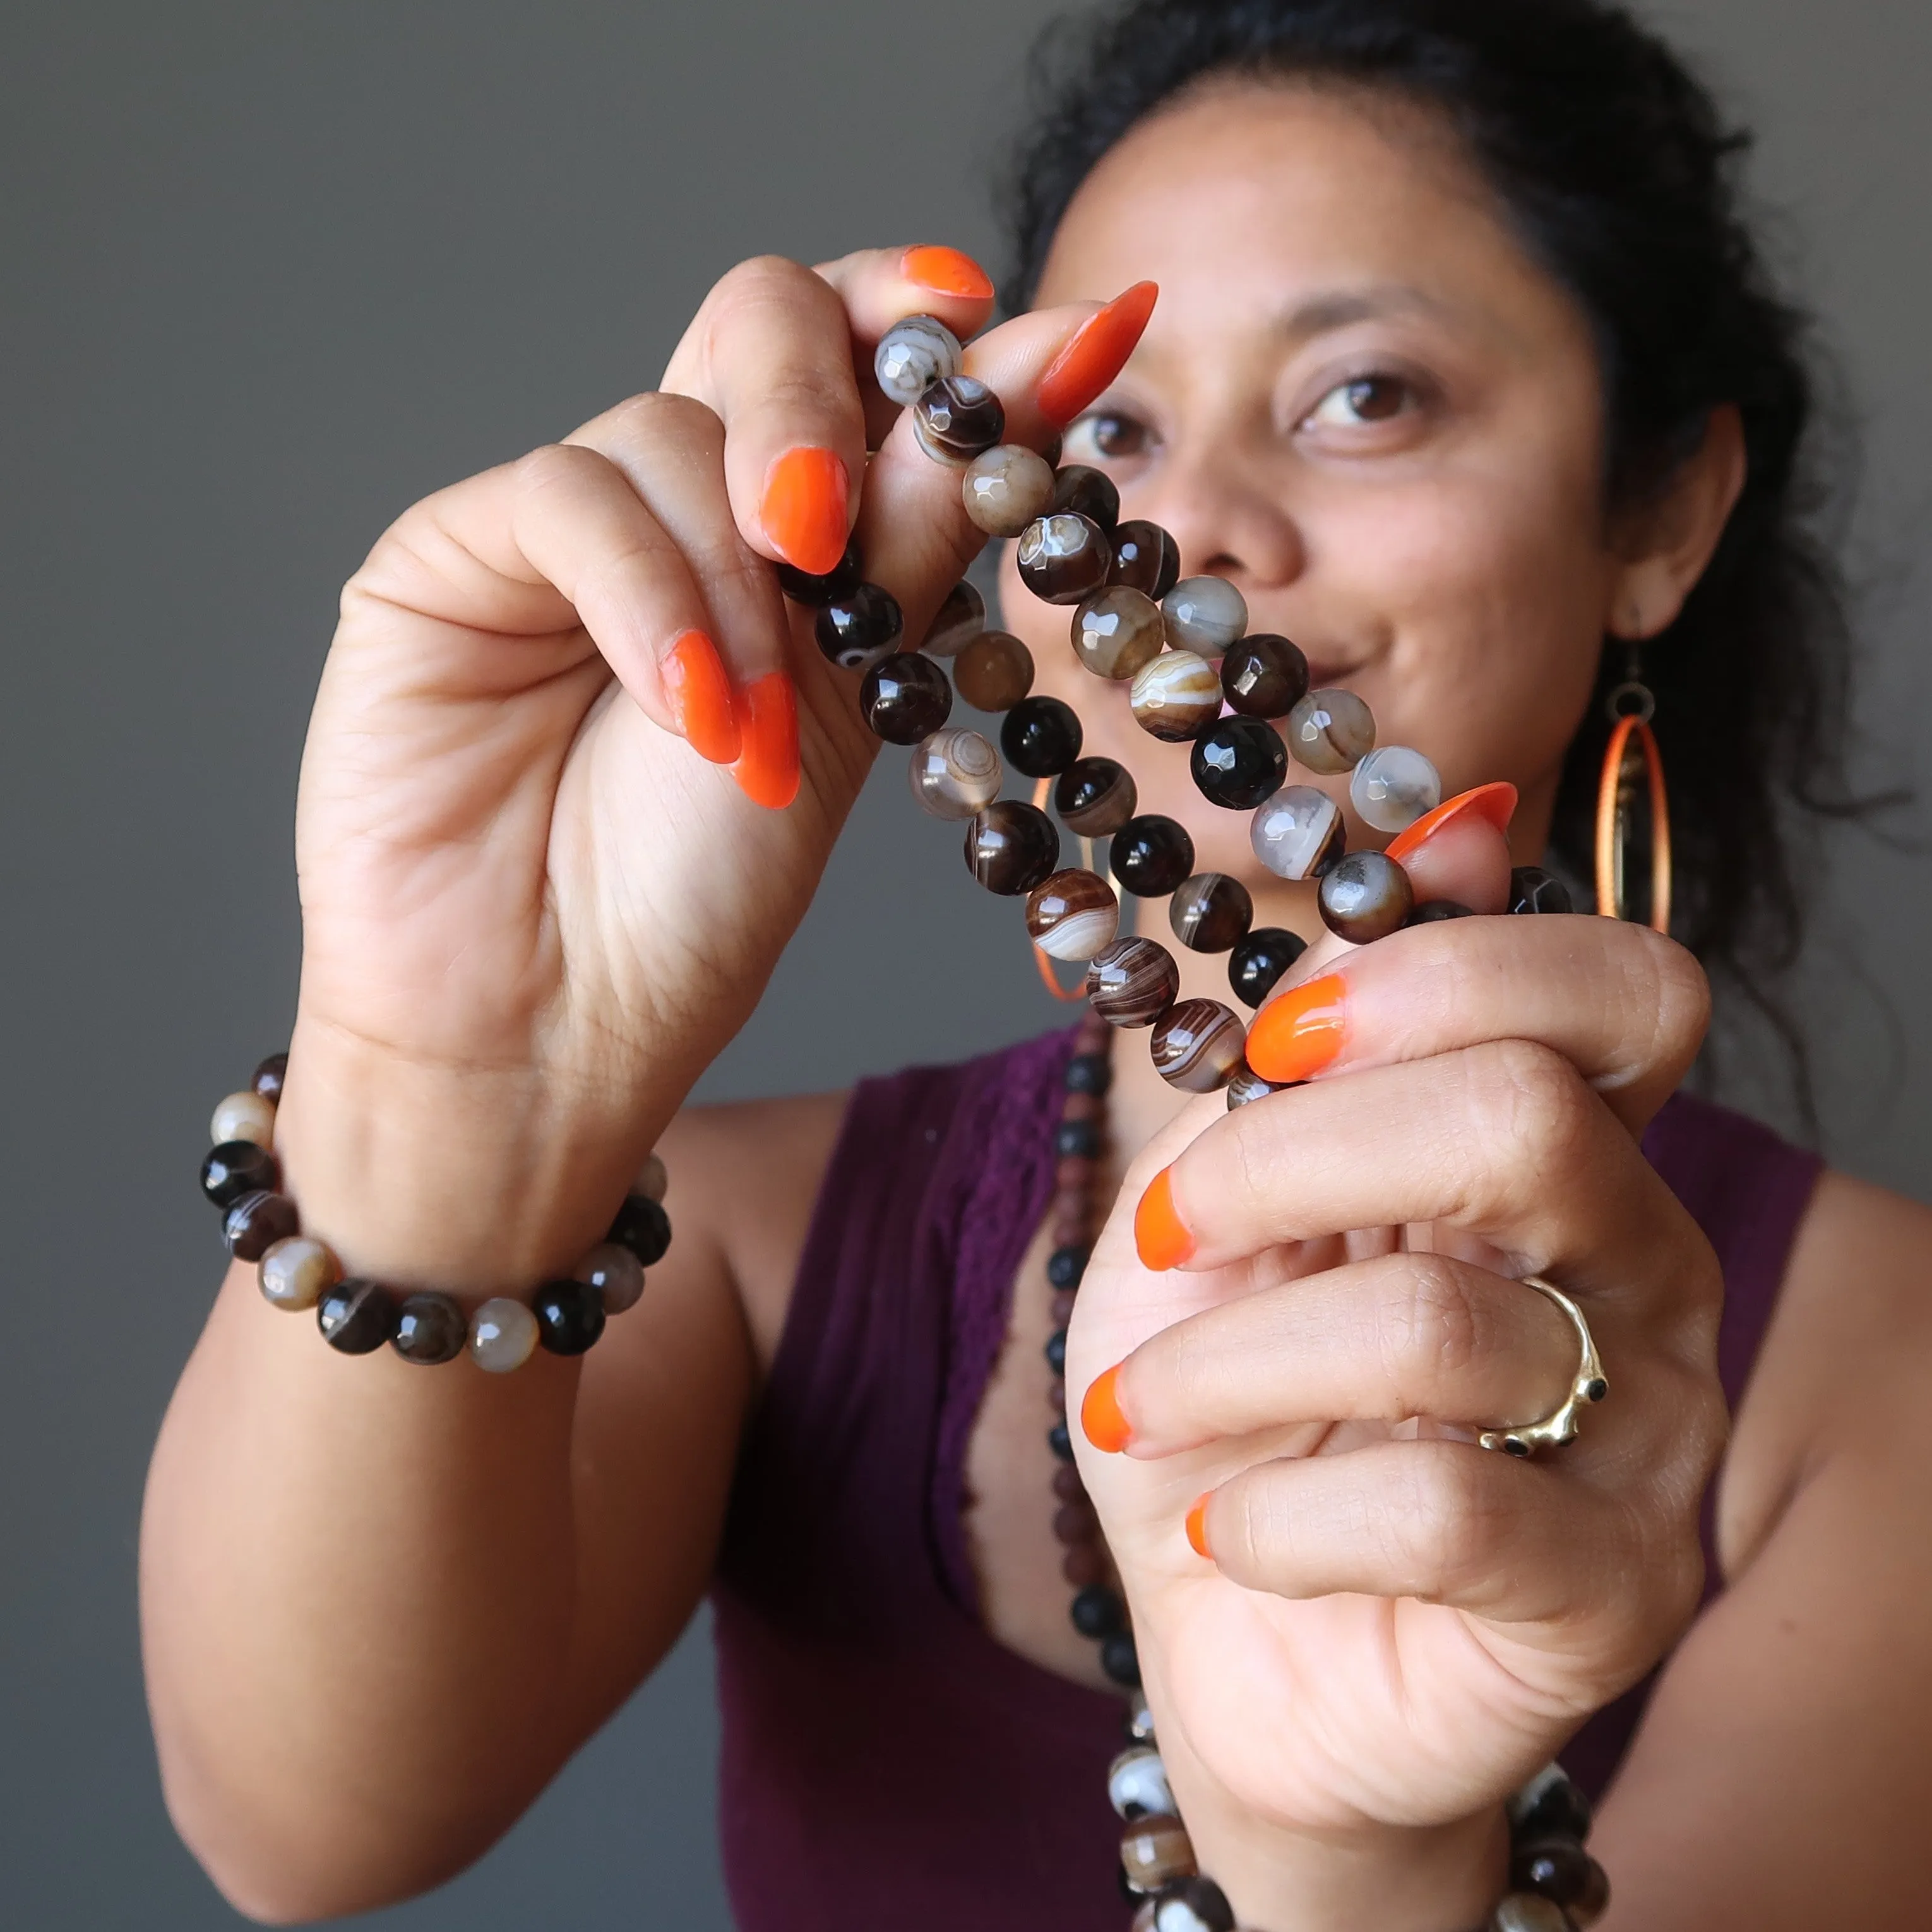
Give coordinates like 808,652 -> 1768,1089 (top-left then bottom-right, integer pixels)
1131,443 -> 1306,597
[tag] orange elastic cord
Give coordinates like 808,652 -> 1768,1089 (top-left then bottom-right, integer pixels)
1594,715 -> 1672,933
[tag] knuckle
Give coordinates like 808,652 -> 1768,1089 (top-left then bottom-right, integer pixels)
1467,1039 -> 1597,1190
1382,1256 -> 1488,1393
602,389 -> 725,455
511,440 -> 604,502
1383,1444 -> 1503,1592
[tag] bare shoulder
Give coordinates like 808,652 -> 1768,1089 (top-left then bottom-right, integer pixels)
657,1087 -> 852,1377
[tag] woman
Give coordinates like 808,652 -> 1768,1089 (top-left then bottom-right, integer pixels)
140,1 -> 1932,1926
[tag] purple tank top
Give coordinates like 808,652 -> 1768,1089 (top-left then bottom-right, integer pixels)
710,1029 -> 1822,1931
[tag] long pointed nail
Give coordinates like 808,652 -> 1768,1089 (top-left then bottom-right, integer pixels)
732,671 -> 799,809
1245,973 -> 1347,1085
901,245 -> 994,300
1081,1364 -> 1132,1453
760,448 -> 849,577
1133,1166 -> 1194,1272
1186,1494 -> 1213,1559
1385,782 -> 1518,864
662,629 -> 741,765
1036,281 -> 1159,426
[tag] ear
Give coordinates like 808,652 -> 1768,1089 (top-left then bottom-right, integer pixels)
1605,404 -> 1747,641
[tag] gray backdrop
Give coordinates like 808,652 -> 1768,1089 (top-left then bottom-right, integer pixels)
3,3 -> 1926,1926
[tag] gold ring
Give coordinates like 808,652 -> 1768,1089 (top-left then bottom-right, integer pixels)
1479,1276 -> 1608,1458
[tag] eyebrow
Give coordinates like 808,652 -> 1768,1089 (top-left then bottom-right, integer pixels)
1273,285 -> 1460,340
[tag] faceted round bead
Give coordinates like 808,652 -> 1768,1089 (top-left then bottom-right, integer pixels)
1167,873 -> 1253,953
534,1278 -> 607,1356
1409,899 -> 1474,925
1150,999 -> 1246,1093
1110,815 -> 1196,898
1220,632 -> 1309,718
1227,926 -> 1308,1008
1120,1815 -> 1196,1892
814,581 -> 903,671
962,443 -> 1056,537
1318,850 -> 1415,943
1191,717 -> 1287,809
922,579 -> 986,657
257,1235 -> 340,1311
210,1090 -> 276,1150
1025,869 -> 1119,961
775,535 -> 862,607
575,1241 -> 645,1315
1100,1629 -> 1141,1687
951,629 -> 1033,711
1488,1896 -> 1573,1932
860,652 -> 952,744
1249,785 -> 1344,881
1054,757 -> 1138,836
1225,1063 -> 1281,1109
1350,743 -> 1442,832
1151,1877 -> 1236,1932
1064,1050 -> 1114,1095
1017,511 -> 1112,606
1287,687 -> 1376,773
907,727 -> 1002,820
635,1153 -> 669,1203
201,1138 -> 278,1210
965,801 -> 1060,895
1508,1767 -> 1592,1845
1126,1691 -> 1157,1743
1512,1840 -> 1609,1927
911,373 -> 1005,465
1108,1746 -> 1176,1822
1072,587 -> 1165,681
1160,576 -> 1247,653
317,1279 -> 397,1355
393,1292 -> 468,1366
873,312 -> 962,406
1128,650 -> 1221,742
1107,520 -> 1181,600
1087,938 -> 1181,1029
224,1190 -> 299,1263
1049,462 -> 1120,532
608,1193 -> 672,1267
469,1296 -> 539,1374
1509,866 -> 1575,915
1070,1583 -> 1124,1636
251,1052 -> 289,1104
1001,695 -> 1083,777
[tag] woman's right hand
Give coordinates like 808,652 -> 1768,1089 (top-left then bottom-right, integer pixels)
279,248 -> 1154,1284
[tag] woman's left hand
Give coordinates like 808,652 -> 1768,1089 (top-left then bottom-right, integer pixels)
1068,826 -> 1722,1922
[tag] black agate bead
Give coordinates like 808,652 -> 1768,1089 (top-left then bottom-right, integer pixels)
1510,1767 -> 1593,1846
1190,717 -> 1287,810
1049,463 -> 1121,532
1017,512 -> 1112,606
1064,1051 -> 1113,1097
1511,1839 -> 1609,1924
318,1279 -> 398,1355
201,1139 -> 278,1210
1509,866 -> 1575,916
1227,927 -> 1307,1008
815,582 -> 903,671
1109,815 -> 1195,898
1001,696 -> 1084,777
1107,519 -> 1181,600
1099,1630 -> 1141,1688
609,1193 -> 672,1267
1219,633 -> 1309,719
251,1052 -> 289,1104
776,535 -> 862,606
392,1292 -> 468,1365
1047,1243 -> 1089,1287
1071,1584 -> 1126,1638
534,1278 -> 607,1356
1054,757 -> 1138,837
965,801 -> 1060,895
860,653 -> 952,744
1168,873 -> 1253,953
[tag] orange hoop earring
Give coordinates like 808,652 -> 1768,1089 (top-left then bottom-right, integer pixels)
1594,674 -> 1672,933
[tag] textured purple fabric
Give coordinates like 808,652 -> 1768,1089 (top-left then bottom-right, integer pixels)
710,1034 -> 1822,1929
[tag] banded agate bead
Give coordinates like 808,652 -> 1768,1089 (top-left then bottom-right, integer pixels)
874,313 -> 962,406
1287,688 -> 1375,773
1168,873 -> 1253,953
922,579 -> 985,657
1508,1766 -> 1592,1845
317,1279 -> 397,1355
1147,1878 -> 1236,1932
251,1052 -> 288,1104
1087,938 -> 1180,1028
1128,650 -> 1221,742
470,1297 -> 539,1373
775,535 -> 862,607
1220,633 -> 1309,718
534,1278 -> 606,1355
1054,756 -> 1138,835
1072,587 -> 1164,681
1108,1747 -> 1176,1821
911,374 -> 1005,465
1150,999 -> 1246,1093
1121,1815 -> 1197,1892
1025,869 -> 1119,961
210,1090 -> 275,1150
1018,512 -> 1112,606
201,1138 -> 277,1210
815,582 -> 902,671
1161,576 -> 1247,653
1110,814 -> 1195,897
1350,744 -> 1441,832
908,727 -> 1001,820
965,801 -> 1060,895
1509,866 -> 1574,915
861,653 -> 952,744
962,444 -> 1056,537
1049,462 -> 1120,532
1227,926 -> 1307,1008
258,1235 -> 340,1311
1512,1840 -> 1609,1928
953,630 -> 1033,711
224,1190 -> 299,1262
1318,850 -> 1414,943
393,1292 -> 468,1366
1107,520 -> 1181,600
1001,696 -> 1083,777
1191,717 -> 1287,809
1225,1064 -> 1281,1109
575,1241 -> 646,1315
1249,785 -> 1344,881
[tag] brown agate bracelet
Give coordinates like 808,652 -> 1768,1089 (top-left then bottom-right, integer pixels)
198,1052 -> 669,1369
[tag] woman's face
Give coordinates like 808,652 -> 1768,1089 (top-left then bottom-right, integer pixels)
1003,81 -> 1623,886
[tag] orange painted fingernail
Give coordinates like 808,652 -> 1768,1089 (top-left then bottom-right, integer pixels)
1245,973 -> 1348,1085
1185,1494 -> 1213,1559
760,447 -> 849,577
901,245 -> 994,301
1385,782 -> 1519,864
662,629 -> 741,765
1081,1364 -> 1132,1453
1134,1166 -> 1195,1272
1036,281 -> 1159,426
731,671 -> 799,809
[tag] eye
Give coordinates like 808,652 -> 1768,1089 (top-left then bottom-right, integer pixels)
1303,374 -> 1417,429
1066,410 -> 1154,462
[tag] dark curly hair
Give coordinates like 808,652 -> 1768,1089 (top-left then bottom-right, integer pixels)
999,0 -> 1877,1116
